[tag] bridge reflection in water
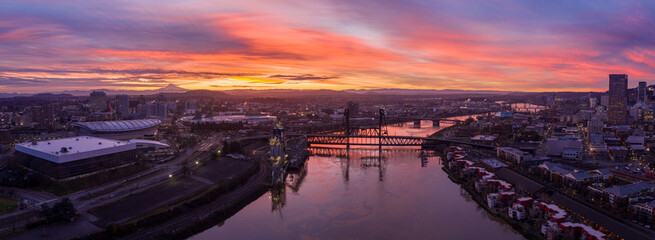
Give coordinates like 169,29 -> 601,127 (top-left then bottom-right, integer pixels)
191,114 -> 525,240
270,147 -> 439,214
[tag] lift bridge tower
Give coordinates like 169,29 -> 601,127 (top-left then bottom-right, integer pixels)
342,108 -> 388,149
270,122 -> 287,186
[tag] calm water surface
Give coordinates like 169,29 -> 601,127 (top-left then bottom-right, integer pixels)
191,116 -> 524,240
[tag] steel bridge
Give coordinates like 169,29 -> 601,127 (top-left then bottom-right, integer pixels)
308,147 -> 440,158
301,134 -> 495,149
231,134 -> 494,149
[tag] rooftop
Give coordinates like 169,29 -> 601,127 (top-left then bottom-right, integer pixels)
608,146 -> 629,151
564,171 -> 592,181
15,136 -> 136,164
497,147 -> 526,155
549,136 -> 580,141
539,162 -> 579,175
559,222 -> 606,239
470,135 -> 497,141
539,202 -> 567,220
604,182 -> 655,197
495,111 -> 513,118
71,119 -> 161,133
128,139 -> 170,148
480,158 -> 508,169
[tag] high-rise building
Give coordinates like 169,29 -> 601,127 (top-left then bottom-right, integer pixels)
628,88 -> 637,106
638,81 -> 647,102
589,97 -> 598,108
116,94 -> 129,116
608,74 -> 628,125
89,91 -> 107,112
146,101 -> 167,118
185,100 -> 198,114
30,105 -> 54,125
165,101 -> 177,113
347,101 -> 359,116
600,95 -> 609,107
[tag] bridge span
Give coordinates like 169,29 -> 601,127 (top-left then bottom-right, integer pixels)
291,134 -> 495,149
308,147 -> 441,158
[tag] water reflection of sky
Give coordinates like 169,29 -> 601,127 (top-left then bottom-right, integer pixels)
191,116 -> 524,240
387,114 -> 489,137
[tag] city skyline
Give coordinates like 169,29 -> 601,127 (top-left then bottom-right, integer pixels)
4,1 -> 655,239
2,1 -> 655,93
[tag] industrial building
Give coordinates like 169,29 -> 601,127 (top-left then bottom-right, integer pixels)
15,136 -> 137,180
546,136 -> 582,157
71,119 -> 161,140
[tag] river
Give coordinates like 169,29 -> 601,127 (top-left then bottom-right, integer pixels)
190,114 -> 524,240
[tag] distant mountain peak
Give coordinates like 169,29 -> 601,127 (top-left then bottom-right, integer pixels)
157,83 -> 187,92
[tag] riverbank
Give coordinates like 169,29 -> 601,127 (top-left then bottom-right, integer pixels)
82,158 -> 269,240
429,124 -> 458,138
137,164 -> 269,239
442,146 -> 655,240
441,156 -> 543,240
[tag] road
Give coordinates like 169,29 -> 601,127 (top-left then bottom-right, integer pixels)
497,167 -> 655,240
69,133 -> 220,211
0,134 -> 222,238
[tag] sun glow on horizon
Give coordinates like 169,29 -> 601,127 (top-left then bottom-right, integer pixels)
1,0 -> 655,93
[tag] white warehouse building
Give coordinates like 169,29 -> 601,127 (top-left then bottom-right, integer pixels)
15,136 -> 138,180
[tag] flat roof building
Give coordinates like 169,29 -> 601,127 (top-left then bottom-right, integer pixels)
546,136 -> 582,157
15,136 -> 137,180
480,158 -> 508,171
470,135 -> 498,145
497,147 -> 533,165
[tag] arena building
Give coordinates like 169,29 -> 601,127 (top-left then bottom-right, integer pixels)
71,119 -> 160,140
15,136 -> 137,180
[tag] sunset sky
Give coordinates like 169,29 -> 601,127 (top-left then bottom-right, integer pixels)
1,0 -> 655,93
